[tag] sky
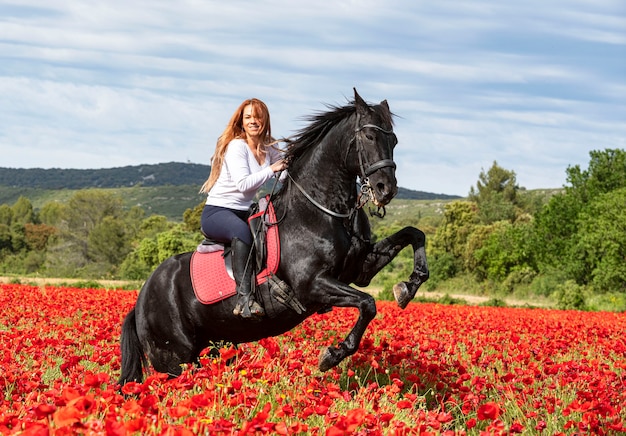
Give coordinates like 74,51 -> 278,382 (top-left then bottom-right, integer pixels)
1,1 -> 624,196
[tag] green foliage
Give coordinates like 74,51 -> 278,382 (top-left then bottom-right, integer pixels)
468,161 -> 520,224
136,237 -> 160,268
0,162 -> 211,189
479,298 -> 507,307
11,197 -> 36,224
156,226 -> 199,263
88,216 -> 131,266
38,202 -> 67,226
0,224 -> 11,254
585,292 -> 626,312
565,148 -> 626,202
553,280 -> 587,310
119,250 -> 152,280
424,252 -> 460,290
0,204 -> 13,226
35,191 -> 139,278
534,149 -> 626,292
183,201 -> 204,232
528,270 -> 569,297
532,193 -> 580,268
471,221 -> 535,284
501,266 -> 537,294
568,188 -> 626,293
429,201 -> 478,259
138,215 -> 172,239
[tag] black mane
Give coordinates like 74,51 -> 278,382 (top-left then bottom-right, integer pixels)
283,103 -> 356,164
283,100 -> 395,166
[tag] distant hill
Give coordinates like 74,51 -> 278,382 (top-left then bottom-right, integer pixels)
0,162 -> 461,200
0,162 -> 209,189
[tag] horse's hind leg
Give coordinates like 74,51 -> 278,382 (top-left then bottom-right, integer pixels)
147,346 -> 196,378
141,325 -> 199,378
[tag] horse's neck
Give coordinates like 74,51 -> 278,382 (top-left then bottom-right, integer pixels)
289,132 -> 357,212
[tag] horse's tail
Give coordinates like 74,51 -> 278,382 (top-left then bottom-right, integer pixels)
118,308 -> 147,386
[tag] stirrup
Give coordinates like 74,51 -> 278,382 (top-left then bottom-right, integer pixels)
233,295 -> 265,319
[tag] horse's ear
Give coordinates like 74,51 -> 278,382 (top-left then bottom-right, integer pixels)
380,99 -> 389,111
354,88 -> 368,116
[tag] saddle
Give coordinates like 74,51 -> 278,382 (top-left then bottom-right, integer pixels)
190,197 -> 305,316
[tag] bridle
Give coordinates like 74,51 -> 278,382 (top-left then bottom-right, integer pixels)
352,123 -> 397,217
287,120 -> 397,219
354,123 -> 397,179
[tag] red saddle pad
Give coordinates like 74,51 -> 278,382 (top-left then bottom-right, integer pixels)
190,201 -> 280,305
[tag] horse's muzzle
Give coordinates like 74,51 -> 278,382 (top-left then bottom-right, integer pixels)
371,172 -> 398,207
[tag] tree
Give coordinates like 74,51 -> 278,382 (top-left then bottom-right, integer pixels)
470,220 -> 536,283
64,189 -> 125,238
0,224 -> 11,254
24,223 -> 56,251
45,190 -> 128,278
566,148 -> 626,203
39,202 -> 67,226
11,197 -> 36,225
156,226 -> 198,264
534,149 -> 626,272
468,161 -> 520,224
138,215 -> 172,240
0,205 -> 13,226
88,216 -> 131,267
430,201 -> 479,259
567,188 -> 626,293
183,202 -> 204,233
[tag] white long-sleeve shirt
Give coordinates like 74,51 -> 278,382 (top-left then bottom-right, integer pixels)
205,138 -> 284,210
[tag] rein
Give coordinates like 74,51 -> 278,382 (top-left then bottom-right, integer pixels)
287,172 -> 352,219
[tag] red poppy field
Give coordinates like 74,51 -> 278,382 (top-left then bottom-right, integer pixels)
1,283 -> 625,435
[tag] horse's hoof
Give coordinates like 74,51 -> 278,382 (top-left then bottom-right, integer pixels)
393,282 -> 411,309
318,347 -> 336,372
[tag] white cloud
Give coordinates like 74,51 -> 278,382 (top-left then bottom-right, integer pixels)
0,0 -> 624,195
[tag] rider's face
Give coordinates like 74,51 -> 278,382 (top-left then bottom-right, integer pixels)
242,104 -> 262,139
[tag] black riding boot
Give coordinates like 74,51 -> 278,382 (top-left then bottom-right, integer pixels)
231,237 -> 264,319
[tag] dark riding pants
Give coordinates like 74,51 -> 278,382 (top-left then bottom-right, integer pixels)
200,205 -> 252,245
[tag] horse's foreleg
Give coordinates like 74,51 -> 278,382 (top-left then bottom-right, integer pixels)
312,278 -> 377,372
356,226 -> 429,309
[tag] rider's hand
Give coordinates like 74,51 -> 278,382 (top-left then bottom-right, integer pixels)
271,159 -> 287,173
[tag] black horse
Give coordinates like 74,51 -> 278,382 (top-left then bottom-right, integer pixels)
119,89 -> 429,385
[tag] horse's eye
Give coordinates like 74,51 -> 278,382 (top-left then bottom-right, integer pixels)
365,134 -> 375,141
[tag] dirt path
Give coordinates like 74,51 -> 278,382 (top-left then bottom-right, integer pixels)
2,277 -> 546,307
361,286 -> 547,307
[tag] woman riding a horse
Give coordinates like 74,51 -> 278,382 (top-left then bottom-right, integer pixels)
199,98 -> 287,319
119,89 -> 429,385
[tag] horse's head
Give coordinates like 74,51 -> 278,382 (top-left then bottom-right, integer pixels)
352,88 -> 398,208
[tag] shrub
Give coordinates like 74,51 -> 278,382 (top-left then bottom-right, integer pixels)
553,280 -> 587,310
